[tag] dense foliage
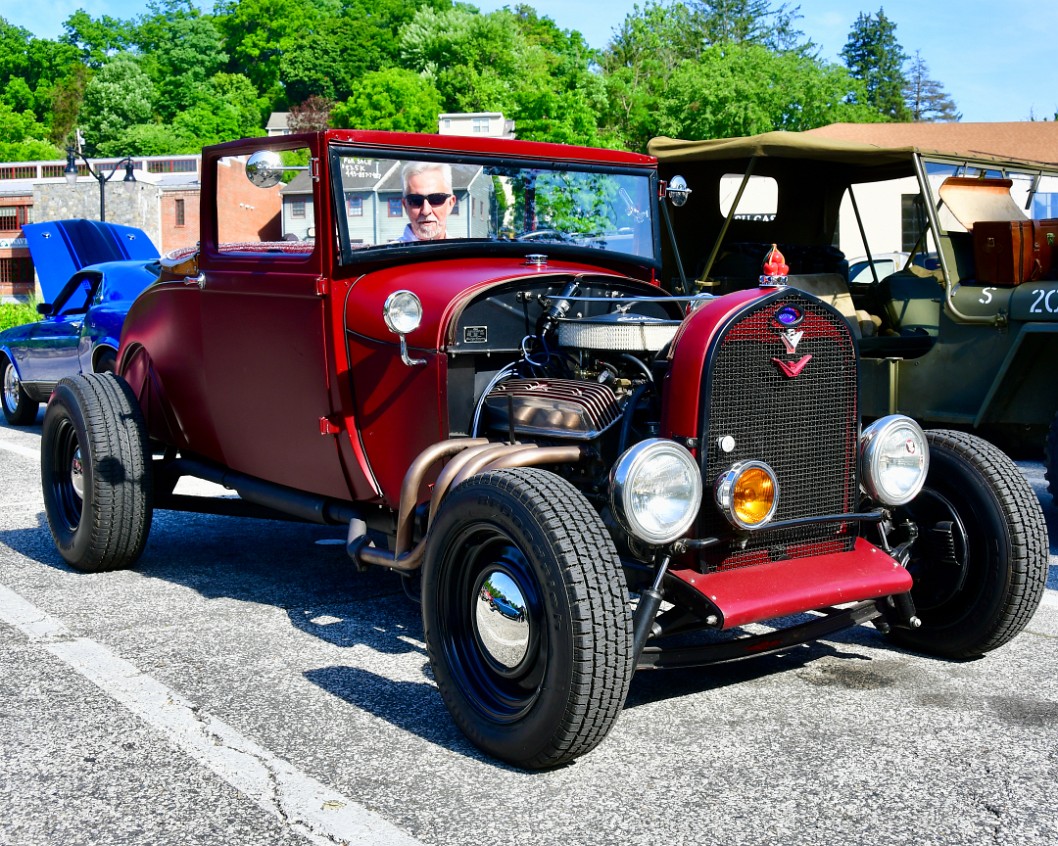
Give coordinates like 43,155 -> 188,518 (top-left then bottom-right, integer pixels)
0,0 -> 960,160
0,299 -> 39,332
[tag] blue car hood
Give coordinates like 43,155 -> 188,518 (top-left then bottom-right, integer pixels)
24,220 -> 159,302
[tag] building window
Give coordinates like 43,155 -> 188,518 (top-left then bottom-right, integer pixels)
0,205 -> 30,231
388,197 -> 404,217
347,196 -> 363,217
0,256 -> 33,285
174,199 -> 186,227
291,199 -> 306,219
472,117 -> 490,134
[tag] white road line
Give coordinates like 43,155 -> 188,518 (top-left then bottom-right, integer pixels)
0,439 -> 40,460
0,583 -> 425,846
1042,591 -> 1058,609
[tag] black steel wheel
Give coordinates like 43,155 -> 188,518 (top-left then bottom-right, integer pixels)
890,430 -> 1047,658
2,355 -> 38,425
41,373 -> 153,572
423,468 -> 633,769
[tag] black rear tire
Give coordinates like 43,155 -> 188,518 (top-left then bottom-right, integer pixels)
41,373 -> 153,572
889,430 -> 1047,658
2,355 -> 38,426
423,468 -> 633,769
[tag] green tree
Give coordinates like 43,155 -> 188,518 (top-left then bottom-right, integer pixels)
690,0 -> 809,51
209,72 -> 267,137
217,0 -> 327,97
42,62 -> 89,147
280,0 -> 443,105
78,54 -> 155,154
399,5 -> 602,145
841,8 -> 910,120
904,51 -> 960,122
60,10 -> 133,69
656,42 -> 882,140
330,67 -> 443,132
0,101 -> 62,160
600,1 -> 703,150
132,1 -> 228,120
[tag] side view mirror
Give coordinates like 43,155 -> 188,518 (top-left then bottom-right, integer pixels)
36,302 -> 53,316
245,150 -> 286,188
664,175 -> 692,208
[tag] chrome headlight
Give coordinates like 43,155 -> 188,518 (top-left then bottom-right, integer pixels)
383,290 -> 423,335
859,415 -> 929,506
610,439 -> 703,546
715,460 -> 779,530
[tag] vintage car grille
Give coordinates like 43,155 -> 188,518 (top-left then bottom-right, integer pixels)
698,292 -> 859,571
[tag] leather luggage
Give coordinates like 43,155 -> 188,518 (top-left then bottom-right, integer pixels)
973,220 -> 1036,285
1035,218 -> 1058,280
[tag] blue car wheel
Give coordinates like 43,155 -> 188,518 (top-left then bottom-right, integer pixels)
1,356 -> 38,426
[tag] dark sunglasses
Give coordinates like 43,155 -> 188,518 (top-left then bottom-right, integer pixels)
404,192 -> 451,208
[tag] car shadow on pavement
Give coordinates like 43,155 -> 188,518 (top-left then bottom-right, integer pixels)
303,665 -> 499,766
0,508 -> 429,658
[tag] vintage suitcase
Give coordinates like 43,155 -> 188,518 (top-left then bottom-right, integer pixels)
973,219 -> 1036,285
1035,218 -> 1058,280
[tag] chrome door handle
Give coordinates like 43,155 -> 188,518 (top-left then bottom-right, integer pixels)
183,274 -> 205,289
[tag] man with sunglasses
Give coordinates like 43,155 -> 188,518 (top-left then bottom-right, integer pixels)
398,161 -> 457,241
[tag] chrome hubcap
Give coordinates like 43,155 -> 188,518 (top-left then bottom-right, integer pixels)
3,365 -> 18,412
475,570 -> 530,670
70,447 -> 85,500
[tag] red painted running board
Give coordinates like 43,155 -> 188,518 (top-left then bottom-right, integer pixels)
669,538 -> 912,630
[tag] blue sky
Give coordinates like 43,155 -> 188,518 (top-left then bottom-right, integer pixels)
7,0 -> 1054,123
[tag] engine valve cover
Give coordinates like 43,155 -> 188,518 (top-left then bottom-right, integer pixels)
484,378 -> 621,440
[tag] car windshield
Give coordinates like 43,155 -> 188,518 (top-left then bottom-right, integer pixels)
331,148 -> 657,263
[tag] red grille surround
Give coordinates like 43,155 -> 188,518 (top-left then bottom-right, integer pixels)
697,291 -> 859,572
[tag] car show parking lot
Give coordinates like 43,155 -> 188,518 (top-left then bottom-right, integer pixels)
2,412 -> 1057,846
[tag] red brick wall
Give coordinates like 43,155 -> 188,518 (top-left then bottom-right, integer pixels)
159,190 -> 201,255
0,196 -> 32,297
215,156 -> 283,244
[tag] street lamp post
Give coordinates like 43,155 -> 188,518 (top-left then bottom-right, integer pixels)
64,149 -> 137,222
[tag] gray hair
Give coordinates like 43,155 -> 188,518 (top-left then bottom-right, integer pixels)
401,161 -> 452,194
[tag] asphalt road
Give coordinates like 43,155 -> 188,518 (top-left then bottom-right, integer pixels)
1,413 -> 1056,846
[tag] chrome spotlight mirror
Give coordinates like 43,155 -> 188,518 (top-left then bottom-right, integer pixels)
665,175 -> 692,208
245,150 -> 285,188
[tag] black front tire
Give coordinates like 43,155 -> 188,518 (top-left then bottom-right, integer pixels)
890,430 -> 1047,658
41,373 -> 153,572
423,468 -> 633,769
2,356 -> 38,425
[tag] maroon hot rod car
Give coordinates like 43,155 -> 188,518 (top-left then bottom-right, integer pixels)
39,130 -> 1048,769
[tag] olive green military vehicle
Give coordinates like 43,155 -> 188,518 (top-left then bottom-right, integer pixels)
650,132 -> 1058,493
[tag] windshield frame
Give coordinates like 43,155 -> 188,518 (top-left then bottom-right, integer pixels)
327,142 -> 661,271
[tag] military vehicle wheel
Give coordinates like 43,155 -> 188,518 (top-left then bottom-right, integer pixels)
2,355 -> 38,425
422,467 -> 633,769
889,430 -> 1046,658
41,373 -> 153,572
1044,411 -> 1058,502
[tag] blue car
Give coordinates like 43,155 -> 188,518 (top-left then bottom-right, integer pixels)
2,260 -> 159,424
2,220 -> 160,425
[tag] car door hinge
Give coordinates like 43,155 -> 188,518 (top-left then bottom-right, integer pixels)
319,416 -> 342,436
311,157 -> 321,182
316,276 -> 328,296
